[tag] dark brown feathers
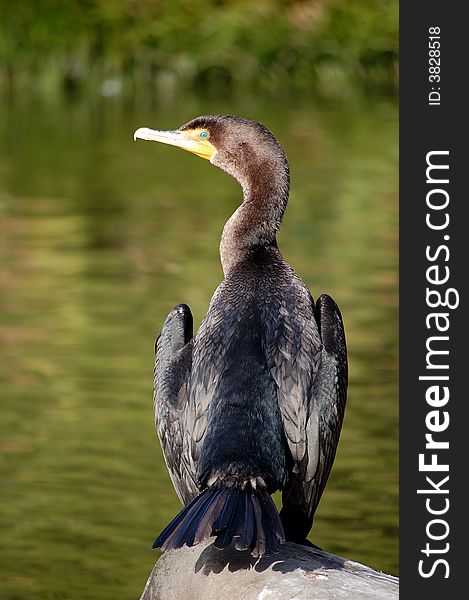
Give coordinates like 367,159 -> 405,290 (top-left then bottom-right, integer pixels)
151,115 -> 348,555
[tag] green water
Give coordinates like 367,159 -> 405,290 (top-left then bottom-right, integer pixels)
0,91 -> 398,599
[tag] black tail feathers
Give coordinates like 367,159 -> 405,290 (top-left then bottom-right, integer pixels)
153,488 -> 285,557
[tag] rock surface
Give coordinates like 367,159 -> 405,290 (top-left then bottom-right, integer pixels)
139,540 -> 399,600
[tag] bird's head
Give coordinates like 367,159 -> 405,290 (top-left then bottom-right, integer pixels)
134,115 -> 288,187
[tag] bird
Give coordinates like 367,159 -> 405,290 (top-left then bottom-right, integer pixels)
134,115 -> 347,557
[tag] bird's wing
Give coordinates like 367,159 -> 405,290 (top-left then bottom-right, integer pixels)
160,282 -> 243,501
154,358 -> 200,505
154,305 -> 198,505
265,283 -> 347,541
182,284 -> 228,487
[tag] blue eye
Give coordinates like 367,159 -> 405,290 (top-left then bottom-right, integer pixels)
199,131 -> 209,139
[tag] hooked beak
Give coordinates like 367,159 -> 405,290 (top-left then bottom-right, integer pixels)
133,127 -> 216,161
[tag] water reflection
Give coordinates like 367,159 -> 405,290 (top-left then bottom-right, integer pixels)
0,91 -> 397,599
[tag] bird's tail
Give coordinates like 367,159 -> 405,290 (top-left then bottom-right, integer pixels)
153,488 -> 285,557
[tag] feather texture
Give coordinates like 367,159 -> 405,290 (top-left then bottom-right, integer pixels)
150,115 -> 348,555
153,488 -> 285,557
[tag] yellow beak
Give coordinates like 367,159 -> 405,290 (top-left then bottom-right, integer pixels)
133,127 -> 216,161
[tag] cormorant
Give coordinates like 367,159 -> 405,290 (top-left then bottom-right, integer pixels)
134,115 -> 347,557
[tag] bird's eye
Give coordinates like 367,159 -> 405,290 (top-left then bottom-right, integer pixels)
199,131 -> 209,140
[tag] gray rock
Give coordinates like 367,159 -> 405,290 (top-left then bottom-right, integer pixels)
139,541 -> 399,600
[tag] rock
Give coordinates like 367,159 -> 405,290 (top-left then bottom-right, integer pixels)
139,540 -> 399,600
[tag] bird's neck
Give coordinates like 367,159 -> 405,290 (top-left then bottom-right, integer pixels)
220,164 -> 289,276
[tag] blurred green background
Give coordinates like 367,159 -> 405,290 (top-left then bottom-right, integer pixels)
0,0 -> 397,97
0,1 -> 398,599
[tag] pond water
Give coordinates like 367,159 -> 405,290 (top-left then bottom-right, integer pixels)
0,89 -> 398,599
